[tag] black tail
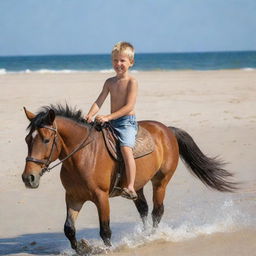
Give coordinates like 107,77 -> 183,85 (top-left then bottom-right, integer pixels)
170,126 -> 237,192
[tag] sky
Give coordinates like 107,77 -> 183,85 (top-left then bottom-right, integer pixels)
0,0 -> 255,56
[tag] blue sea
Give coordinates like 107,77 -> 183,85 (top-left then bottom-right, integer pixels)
0,51 -> 255,74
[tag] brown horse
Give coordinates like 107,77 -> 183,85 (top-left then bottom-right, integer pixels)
22,104 -> 236,254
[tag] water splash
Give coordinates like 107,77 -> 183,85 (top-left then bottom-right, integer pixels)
59,198 -> 253,255
110,198 -> 250,252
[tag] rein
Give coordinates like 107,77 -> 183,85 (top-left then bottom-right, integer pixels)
26,122 -> 95,176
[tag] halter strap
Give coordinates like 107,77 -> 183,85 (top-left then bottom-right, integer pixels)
26,157 -> 48,165
26,122 -> 58,175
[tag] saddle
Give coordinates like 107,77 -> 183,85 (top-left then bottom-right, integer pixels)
100,123 -> 155,161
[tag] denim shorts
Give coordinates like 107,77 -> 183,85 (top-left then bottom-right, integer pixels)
110,115 -> 138,148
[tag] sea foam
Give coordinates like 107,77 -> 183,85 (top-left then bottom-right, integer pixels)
242,67 -> 255,71
0,68 -> 7,74
0,69 -> 138,74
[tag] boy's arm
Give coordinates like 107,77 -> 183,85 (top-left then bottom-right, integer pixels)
85,81 -> 109,122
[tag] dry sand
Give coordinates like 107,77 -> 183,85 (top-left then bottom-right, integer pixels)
0,70 -> 255,255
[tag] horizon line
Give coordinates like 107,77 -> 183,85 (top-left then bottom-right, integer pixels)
0,49 -> 256,58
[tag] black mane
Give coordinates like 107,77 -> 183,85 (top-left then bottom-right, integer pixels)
27,104 -> 86,132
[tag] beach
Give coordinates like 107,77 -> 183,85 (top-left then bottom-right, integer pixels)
0,70 -> 255,255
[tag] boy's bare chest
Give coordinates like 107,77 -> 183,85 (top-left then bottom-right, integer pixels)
109,82 -> 129,98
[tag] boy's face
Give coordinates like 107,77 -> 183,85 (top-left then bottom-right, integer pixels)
112,53 -> 134,76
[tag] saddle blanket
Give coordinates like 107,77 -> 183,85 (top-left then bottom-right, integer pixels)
101,124 -> 155,161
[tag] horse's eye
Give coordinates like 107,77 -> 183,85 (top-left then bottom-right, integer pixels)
43,139 -> 50,144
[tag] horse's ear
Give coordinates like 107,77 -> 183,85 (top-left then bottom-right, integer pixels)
23,107 -> 35,121
46,109 -> 55,125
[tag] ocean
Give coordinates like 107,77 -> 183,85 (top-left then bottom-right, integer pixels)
0,51 -> 256,74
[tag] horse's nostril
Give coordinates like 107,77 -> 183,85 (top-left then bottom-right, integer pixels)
30,174 -> 35,182
22,174 -> 35,183
22,173 -> 39,188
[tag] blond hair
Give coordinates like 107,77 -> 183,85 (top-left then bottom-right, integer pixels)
112,42 -> 135,62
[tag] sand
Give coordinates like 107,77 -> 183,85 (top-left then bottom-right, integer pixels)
0,70 -> 255,255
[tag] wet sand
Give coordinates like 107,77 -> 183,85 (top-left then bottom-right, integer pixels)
0,70 -> 255,255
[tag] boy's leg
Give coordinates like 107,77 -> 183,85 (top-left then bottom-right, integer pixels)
120,146 -> 137,199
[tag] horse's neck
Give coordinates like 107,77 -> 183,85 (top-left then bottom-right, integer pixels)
56,117 -> 89,152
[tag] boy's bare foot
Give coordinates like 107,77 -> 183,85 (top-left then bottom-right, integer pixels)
121,188 -> 138,200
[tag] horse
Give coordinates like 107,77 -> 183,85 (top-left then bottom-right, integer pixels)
22,104 -> 236,254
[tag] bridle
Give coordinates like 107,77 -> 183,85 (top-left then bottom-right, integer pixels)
26,122 -> 95,176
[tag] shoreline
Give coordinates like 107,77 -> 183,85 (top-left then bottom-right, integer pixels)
1,67 -> 256,75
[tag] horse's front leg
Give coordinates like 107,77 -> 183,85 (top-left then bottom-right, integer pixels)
94,190 -> 112,246
64,193 -> 83,251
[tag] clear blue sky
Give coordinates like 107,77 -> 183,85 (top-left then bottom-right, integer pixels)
0,0 -> 255,56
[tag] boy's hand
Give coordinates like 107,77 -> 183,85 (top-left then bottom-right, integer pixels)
95,115 -> 109,124
84,114 -> 93,123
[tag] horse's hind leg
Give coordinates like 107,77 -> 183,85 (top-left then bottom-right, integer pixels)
133,188 -> 149,227
64,194 -> 83,251
151,172 -> 169,228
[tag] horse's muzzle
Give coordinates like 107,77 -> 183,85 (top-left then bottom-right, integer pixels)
22,172 -> 40,188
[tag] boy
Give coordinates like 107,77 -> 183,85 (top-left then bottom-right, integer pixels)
85,42 -> 138,200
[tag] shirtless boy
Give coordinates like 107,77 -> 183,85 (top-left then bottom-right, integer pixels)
85,42 -> 138,200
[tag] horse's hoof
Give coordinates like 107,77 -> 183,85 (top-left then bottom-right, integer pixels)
103,238 -> 112,247
76,239 -> 92,255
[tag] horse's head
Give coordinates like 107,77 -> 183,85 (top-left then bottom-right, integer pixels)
22,107 -> 61,188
